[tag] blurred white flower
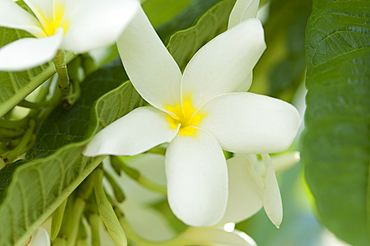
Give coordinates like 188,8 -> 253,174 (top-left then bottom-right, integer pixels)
84,5 -> 300,227
221,153 -> 299,228
26,228 -> 50,246
0,0 -> 139,70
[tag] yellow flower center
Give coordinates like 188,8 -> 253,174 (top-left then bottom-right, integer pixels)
36,1 -> 70,36
166,97 -> 207,137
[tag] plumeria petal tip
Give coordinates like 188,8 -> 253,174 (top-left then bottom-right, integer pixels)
0,0 -> 138,71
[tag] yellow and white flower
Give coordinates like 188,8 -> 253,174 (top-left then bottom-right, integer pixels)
84,7 -> 300,227
0,0 -> 138,70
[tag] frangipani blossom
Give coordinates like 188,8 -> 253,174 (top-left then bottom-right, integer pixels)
221,153 -> 298,228
26,228 -> 50,246
0,0 -> 138,70
84,7 -> 300,226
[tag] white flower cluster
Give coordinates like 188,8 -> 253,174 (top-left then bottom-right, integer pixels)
1,0 -> 301,245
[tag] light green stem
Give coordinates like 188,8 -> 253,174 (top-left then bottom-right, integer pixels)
88,208 -> 101,246
93,167 -> 127,246
54,50 -> 70,94
0,117 -> 28,129
0,119 -> 35,165
104,170 -> 125,202
51,198 -> 68,240
110,156 -> 167,195
67,175 -> 94,246
0,53 -> 76,118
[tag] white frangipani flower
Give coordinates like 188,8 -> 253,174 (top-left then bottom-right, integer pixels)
220,153 -> 297,228
26,228 -> 50,246
84,7 -> 300,226
0,0 -> 139,71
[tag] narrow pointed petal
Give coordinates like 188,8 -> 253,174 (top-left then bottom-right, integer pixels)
261,154 -> 282,227
116,7 -> 182,111
62,0 -> 139,53
200,92 -> 300,153
219,156 -> 264,224
165,130 -> 228,226
0,30 -> 62,71
0,0 -> 44,37
29,228 -> 50,246
228,0 -> 260,29
181,19 -> 265,109
83,107 -> 178,157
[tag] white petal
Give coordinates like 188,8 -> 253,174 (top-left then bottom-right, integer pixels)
0,30 -> 62,71
261,154 -> 282,228
219,156 -> 264,224
83,106 -> 178,156
200,92 -> 301,153
28,228 -> 50,246
165,130 -> 228,227
24,0 -> 53,23
228,0 -> 260,29
177,227 -> 255,246
116,6 -> 182,111
122,200 -> 176,241
61,0 -> 139,52
181,19 -> 265,109
236,71 -> 253,92
0,0 -> 44,37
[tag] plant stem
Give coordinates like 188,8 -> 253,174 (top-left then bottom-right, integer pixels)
110,156 -> 167,195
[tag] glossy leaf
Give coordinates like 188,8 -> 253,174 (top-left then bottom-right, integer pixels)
250,0 -> 311,102
157,0 -> 226,42
302,0 -> 370,245
143,0 -> 192,27
166,0 -> 236,70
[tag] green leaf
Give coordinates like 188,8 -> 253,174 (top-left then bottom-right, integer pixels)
0,27 -> 76,118
250,0 -> 311,101
302,0 -> 370,245
157,0 -> 226,41
143,0 -> 192,27
0,61 -> 142,246
166,0 -> 236,70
